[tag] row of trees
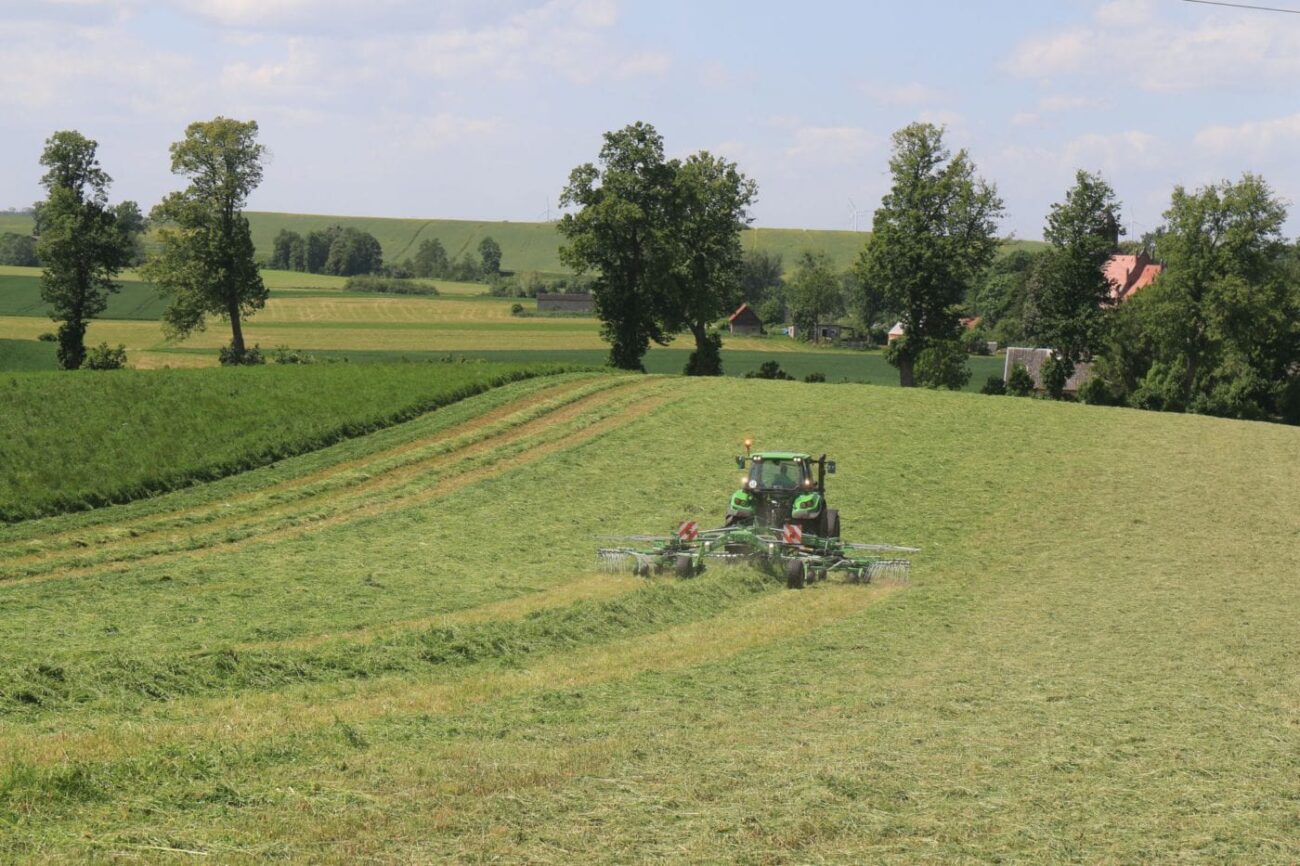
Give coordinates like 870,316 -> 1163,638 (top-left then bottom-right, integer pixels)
561,120 -> 1299,423
35,118 -> 268,367
266,228 -> 504,283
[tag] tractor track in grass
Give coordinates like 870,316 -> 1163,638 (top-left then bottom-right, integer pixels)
0,581 -> 893,769
0,374 -> 618,557
0,381 -> 670,586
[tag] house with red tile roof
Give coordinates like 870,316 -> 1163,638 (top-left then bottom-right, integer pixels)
1104,252 -> 1163,302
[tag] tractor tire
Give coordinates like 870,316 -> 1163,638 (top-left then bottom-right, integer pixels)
785,558 -> 806,589
825,509 -> 840,539
675,554 -> 695,578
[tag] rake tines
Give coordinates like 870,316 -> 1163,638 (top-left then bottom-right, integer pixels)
866,558 -> 911,585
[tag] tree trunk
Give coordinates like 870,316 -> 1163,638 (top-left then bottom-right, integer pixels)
229,302 -> 245,353
898,355 -> 916,387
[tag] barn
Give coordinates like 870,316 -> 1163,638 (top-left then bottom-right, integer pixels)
728,303 -> 763,336
1004,347 -> 1093,395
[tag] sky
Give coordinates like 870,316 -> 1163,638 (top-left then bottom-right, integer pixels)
2,0 -> 1299,240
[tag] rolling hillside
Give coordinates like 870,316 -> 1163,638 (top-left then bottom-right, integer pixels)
2,210 -> 1045,274
0,370 -> 1296,862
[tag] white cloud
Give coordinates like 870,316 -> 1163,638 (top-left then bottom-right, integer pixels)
861,81 -> 946,106
617,51 -> 671,79
1007,4 -> 1300,93
1195,113 -> 1300,159
784,127 -> 877,164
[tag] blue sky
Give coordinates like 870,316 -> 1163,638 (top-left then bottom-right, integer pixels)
2,0 -> 1299,239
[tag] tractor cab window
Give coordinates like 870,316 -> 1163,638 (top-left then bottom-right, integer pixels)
750,459 -> 804,491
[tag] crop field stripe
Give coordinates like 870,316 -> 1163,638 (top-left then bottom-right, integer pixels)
0,373 -> 618,560
1,381 -> 671,586
0,580 -> 890,770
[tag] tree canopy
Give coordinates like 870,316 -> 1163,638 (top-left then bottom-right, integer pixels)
856,123 -> 1004,386
34,130 -> 133,369
145,117 -> 268,359
558,122 -> 755,373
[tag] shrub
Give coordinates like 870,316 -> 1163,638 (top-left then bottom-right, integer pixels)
510,303 -> 524,316
962,328 -> 992,355
744,360 -> 793,380
803,372 -> 826,383
1078,376 -> 1121,406
981,376 -> 1006,395
37,332 -> 57,342
1040,354 -> 1070,400
1006,363 -> 1035,397
84,343 -> 127,370
272,345 -> 316,365
219,344 -> 265,366
344,276 -> 438,296
914,340 -> 971,390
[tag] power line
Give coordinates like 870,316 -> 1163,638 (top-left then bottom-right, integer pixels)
1181,0 -> 1300,13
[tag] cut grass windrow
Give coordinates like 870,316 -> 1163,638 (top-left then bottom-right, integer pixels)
0,381 -> 670,586
0,373 -> 620,559
0,577 -> 890,775
0,569 -> 775,719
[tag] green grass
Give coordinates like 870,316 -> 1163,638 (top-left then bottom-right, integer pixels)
0,375 -> 1296,862
155,345 -> 1005,389
0,361 -> 580,521
0,337 -> 55,370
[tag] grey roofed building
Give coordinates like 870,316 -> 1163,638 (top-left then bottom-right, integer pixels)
1004,347 -> 1093,394
536,292 -> 594,313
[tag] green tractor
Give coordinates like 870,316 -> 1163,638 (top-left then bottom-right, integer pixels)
598,440 -> 917,589
726,443 -> 840,539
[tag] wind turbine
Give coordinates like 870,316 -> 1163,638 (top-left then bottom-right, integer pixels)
847,199 -> 867,232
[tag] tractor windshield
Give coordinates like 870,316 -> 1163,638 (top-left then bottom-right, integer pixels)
750,459 -> 805,491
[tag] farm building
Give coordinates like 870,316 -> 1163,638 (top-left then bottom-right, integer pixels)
1104,253 -> 1163,302
887,322 -> 905,344
1004,347 -> 1093,395
786,322 -> 860,344
728,303 -> 763,336
536,292 -> 594,313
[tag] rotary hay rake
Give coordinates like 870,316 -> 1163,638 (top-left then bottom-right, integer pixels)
598,521 -> 917,589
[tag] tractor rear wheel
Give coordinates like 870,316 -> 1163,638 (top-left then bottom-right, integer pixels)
785,559 -> 806,589
675,554 -> 695,578
825,509 -> 840,539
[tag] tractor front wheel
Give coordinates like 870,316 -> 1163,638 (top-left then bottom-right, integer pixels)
675,554 -> 695,578
785,559 -> 806,589
825,509 -> 840,539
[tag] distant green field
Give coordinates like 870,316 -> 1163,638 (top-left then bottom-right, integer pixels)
0,338 -> 55,371
1,211 -> 1045,274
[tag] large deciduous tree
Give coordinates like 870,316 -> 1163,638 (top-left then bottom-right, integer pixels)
1029,170 -> 1122,397
1100,174 -> 1298,421
34,131 -> 133,370
856,123 -> 1004,386
559,123 -> 756,373
558,122 -> 681,371
787,251 -> 844,342
145,117 -> 268,360
669,151 -> 757,375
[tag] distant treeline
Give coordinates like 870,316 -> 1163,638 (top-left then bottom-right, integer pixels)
268,229 -> 504,282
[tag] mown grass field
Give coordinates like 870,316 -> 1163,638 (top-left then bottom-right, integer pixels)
0,372 -> 1295,862
0,362 -> 573,521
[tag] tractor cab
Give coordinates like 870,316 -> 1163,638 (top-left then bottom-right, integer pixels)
727,443 -> 839,537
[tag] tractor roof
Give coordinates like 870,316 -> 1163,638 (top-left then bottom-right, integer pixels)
752,451 -> 812,461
